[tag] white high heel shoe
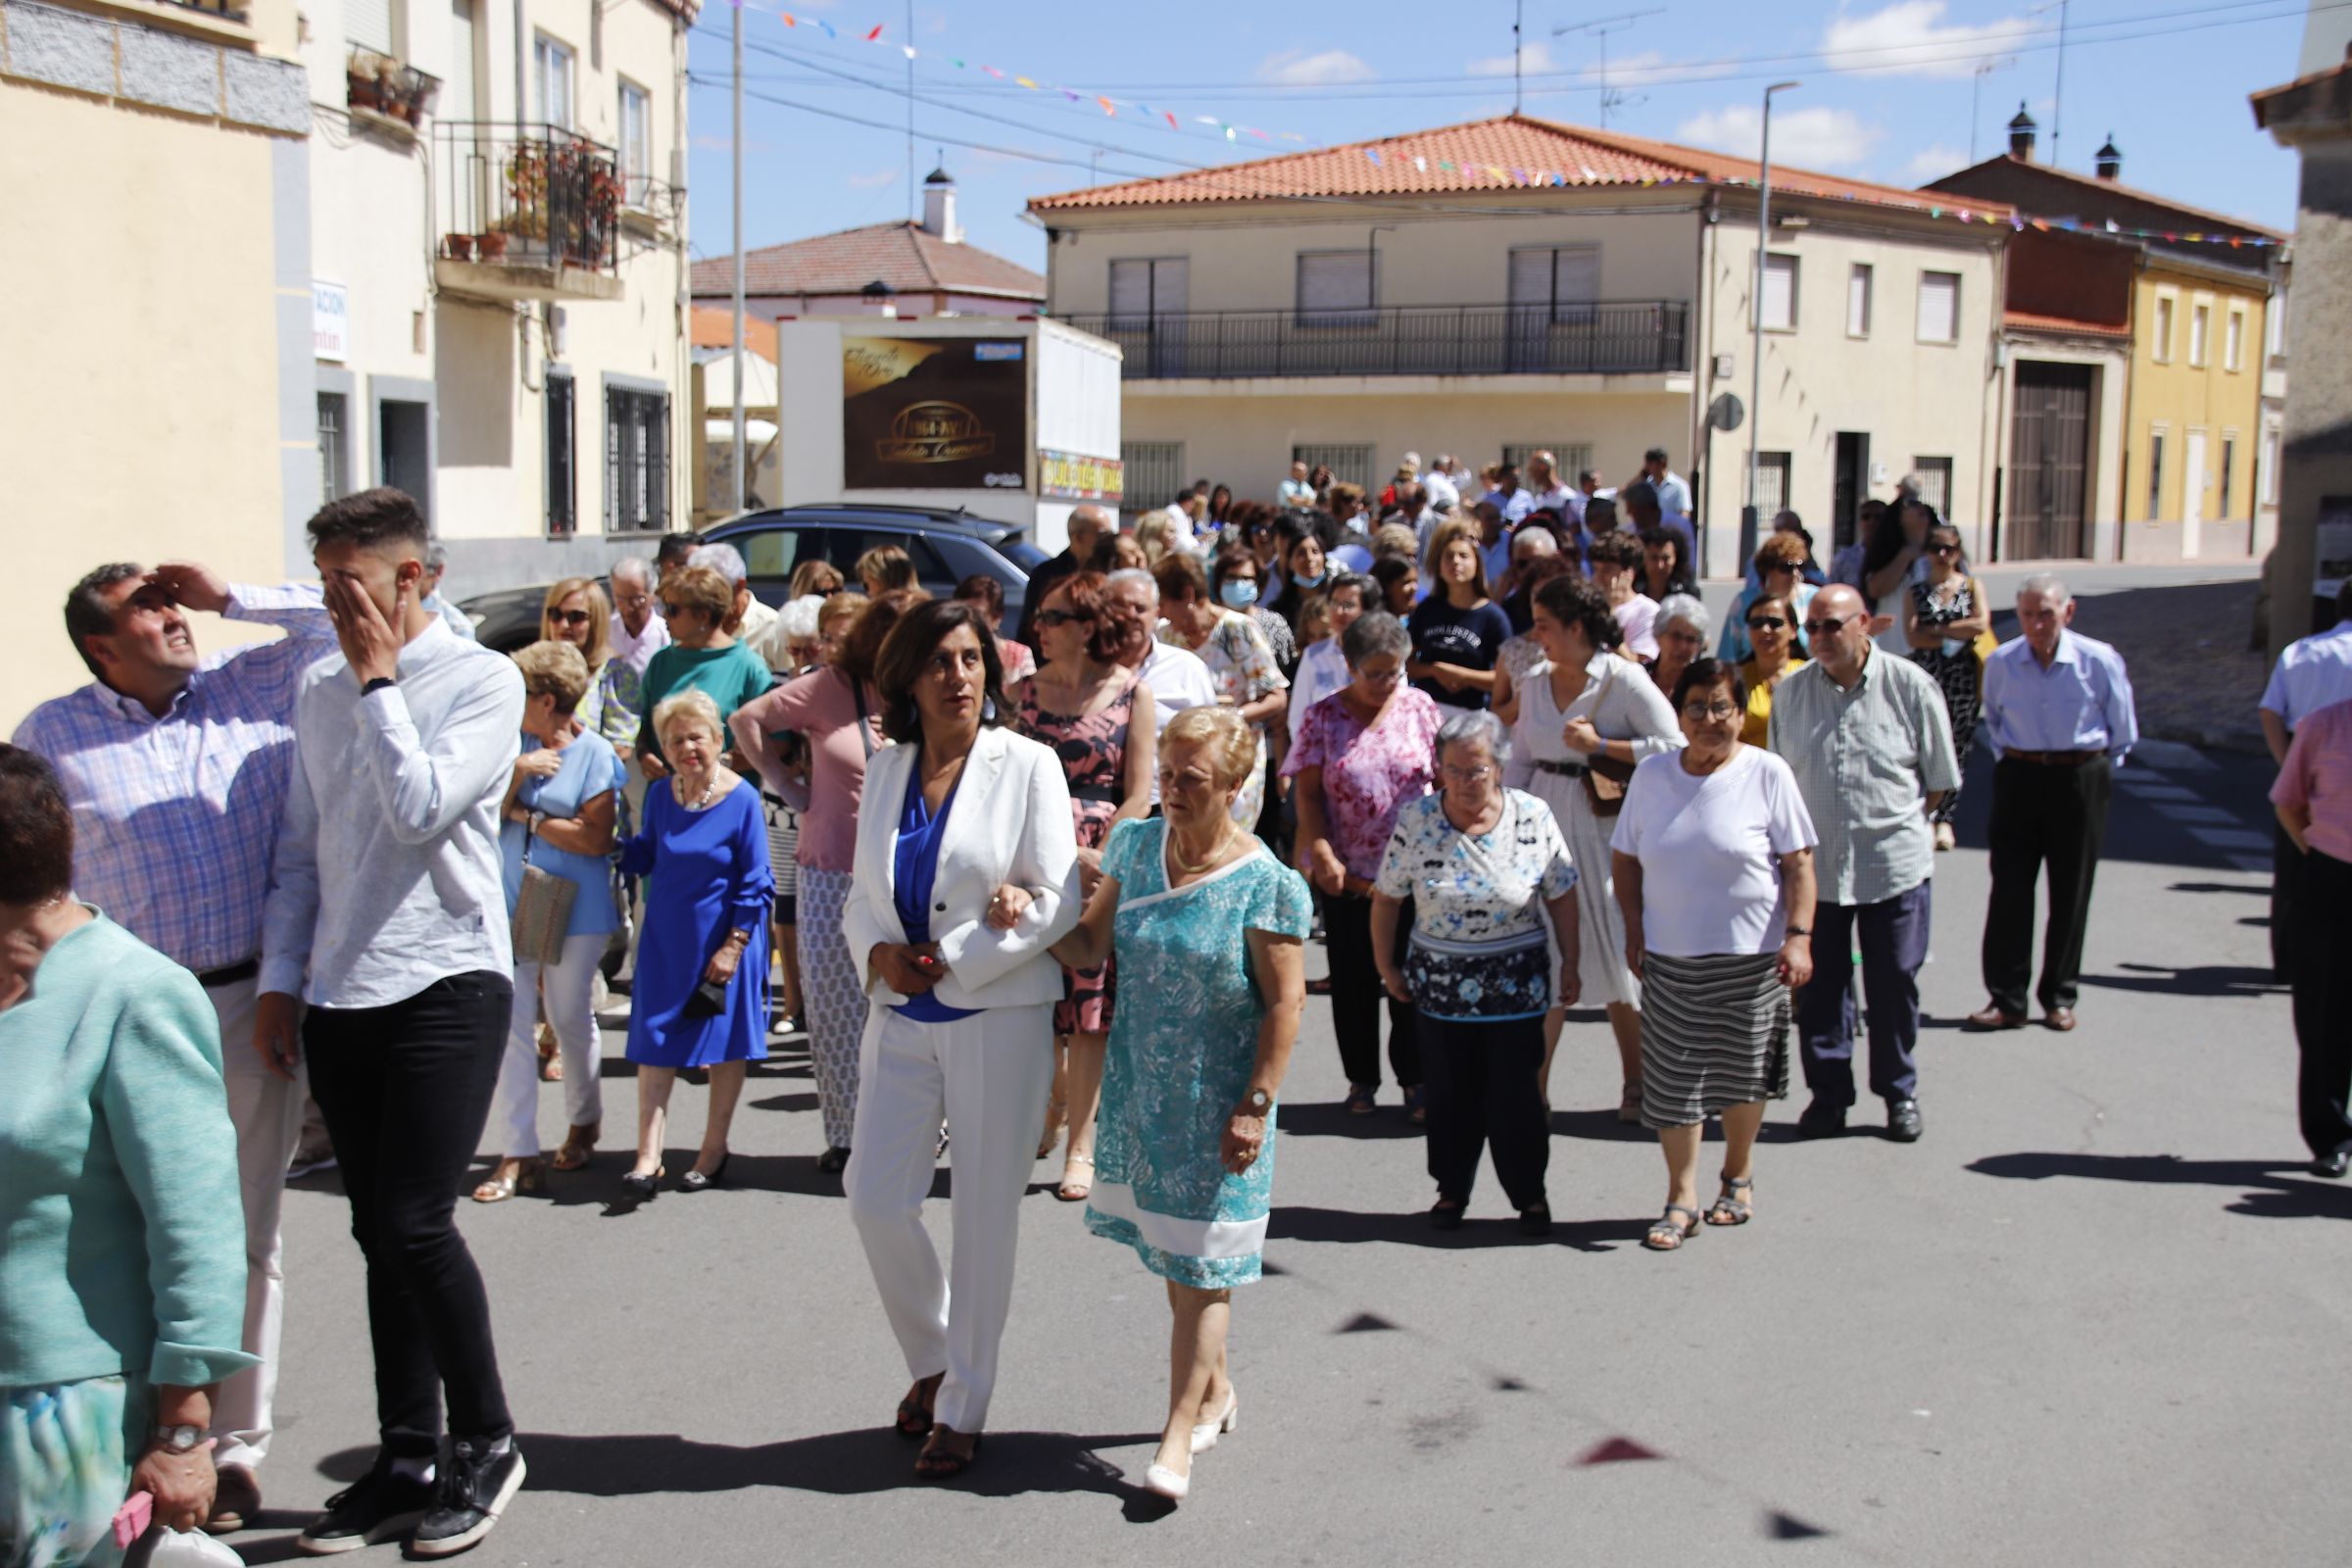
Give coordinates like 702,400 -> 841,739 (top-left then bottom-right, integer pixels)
1189,1391 -> 1239,1454
1144,1460 -> 1190,1502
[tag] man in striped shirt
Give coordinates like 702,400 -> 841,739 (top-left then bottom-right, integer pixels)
13,559 -> 335,1534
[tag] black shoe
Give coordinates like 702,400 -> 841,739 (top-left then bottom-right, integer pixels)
1517,1203 -> 1552,1238
296,1453 -> 435,1555
1886,1099 -> 1924,1142
680,1152 -> 730,1191
407,1439 -> 525,1558
2315,1150 -> 2350,1179
816,1146 -> 851,1175
1791,1100 -> 1847,1140
1428,1200 -> 1465,1231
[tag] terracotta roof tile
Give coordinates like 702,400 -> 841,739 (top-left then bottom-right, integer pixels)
1029,112 -> 2008,221
2003,309 -> 2132,340
688,308 -> 777,361
690,221 -> 1045,302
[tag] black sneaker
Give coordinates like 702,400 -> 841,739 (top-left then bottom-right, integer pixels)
296,1454 -> 435,1554
407,1438 -> 525,1558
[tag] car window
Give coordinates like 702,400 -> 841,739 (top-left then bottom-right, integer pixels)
734,526 -> 807,582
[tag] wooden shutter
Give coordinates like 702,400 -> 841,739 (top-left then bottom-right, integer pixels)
1917,271 -> 1958,342
1297,253 -> 1372,321
1761,254 -> 1796,331
347,0 -> 392,53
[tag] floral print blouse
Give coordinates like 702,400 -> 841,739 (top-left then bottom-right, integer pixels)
1374,789 -> 1579,1021
1281,685 -> 1444,882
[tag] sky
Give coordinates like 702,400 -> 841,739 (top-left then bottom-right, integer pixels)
681,0 -> 2321,275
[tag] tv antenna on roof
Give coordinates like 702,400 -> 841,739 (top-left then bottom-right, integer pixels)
1554,8 -> 1665,130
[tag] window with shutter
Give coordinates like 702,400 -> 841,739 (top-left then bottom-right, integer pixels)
535,36 -> 574,130
604,387 -> 669,533
1107,258 -> 1185,328
1847,264 -> 1872,337
1910,457 -> 1952,515
546,373 -> 575,537
1756,453 -> 1791,517
1121,440 -> 1185,517
619,82 -> 652,206
347,0 -> 393,53
1296,252 -> 1375,326
1916,271 -> 1959,343
1761,253 -> 1797,331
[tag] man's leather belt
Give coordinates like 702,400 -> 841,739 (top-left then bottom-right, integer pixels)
195,956 -> 261,989
1532,759 -> 1589,777
2005,749 -> 2102,766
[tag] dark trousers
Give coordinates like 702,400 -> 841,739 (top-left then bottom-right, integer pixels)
2293,848 -> 2352,1160
1420,1013 -> 1548,1209
1324,893 -> 1420,1090
1982,756 -> 2111,1016
1796,882 -> 1932,1107
2273,819 -> 2304,983
306,971 -> 515,1457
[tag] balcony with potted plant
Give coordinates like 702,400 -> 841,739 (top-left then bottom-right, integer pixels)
432,122 -> 626,302
345,46 -> 440,139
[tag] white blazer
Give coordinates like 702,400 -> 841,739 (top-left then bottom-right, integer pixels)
841,724 -> 1083,1012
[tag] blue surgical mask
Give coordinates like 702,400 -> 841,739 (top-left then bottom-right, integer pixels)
1293,570 -> 1327,591
1219,578 -> 1260,611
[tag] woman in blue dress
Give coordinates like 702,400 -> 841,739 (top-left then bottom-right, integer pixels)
613,687 -> 772,1199
1051,704 -> 1310,1506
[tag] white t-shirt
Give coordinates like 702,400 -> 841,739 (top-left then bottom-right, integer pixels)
1136,639 -> 1219,806
1610,745 -> 1817,957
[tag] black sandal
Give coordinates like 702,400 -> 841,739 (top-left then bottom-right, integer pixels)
895,1374 -> 942,1441
1643,1203 -> 1703,1250
1704,1176 -> 1754,1227
816,1147 -> 850,1175
914,1427 -> 982,1480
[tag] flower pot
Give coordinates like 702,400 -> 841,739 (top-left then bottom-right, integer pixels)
401,99 -> 422,126
475,231 -> 509,262
443,233 -> 475,262
348,75 -> 380,111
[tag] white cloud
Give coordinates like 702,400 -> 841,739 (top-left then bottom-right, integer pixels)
1469,38 -> 1558,77
846,167 -> 898,190
1256,48 -> 1376,86
1675,105 -> 1884,171
1901,142 -> 1970,182
1821,1 -> 2037,80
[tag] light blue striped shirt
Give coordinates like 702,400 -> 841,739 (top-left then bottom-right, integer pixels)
1981,629 -> 2138,760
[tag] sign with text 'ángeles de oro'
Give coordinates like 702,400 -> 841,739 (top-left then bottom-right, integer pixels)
842,336 -> 1028,491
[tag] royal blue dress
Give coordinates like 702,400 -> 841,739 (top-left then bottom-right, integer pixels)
616,778 -> 773,1067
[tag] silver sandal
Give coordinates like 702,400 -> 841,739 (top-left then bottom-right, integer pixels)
1704,1175 -> 1754,1226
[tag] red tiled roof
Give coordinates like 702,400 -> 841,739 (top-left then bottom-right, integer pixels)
688,308 -> 777,361
690,221 -> 1045,302
1028,112 -> 2010,221
2003,309 -> 2132,340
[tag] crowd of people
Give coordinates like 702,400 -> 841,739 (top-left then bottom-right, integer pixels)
32,430 -> 2352,1558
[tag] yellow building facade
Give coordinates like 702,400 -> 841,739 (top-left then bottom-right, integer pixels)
2125,261 -> 2270,556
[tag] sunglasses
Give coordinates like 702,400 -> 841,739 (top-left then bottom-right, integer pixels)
547,609 -> 592,628
1745,615 -> 1788,631
1802,614 -> 1856,637
1037,609 -> 1095,628
1929,543 -> 1961,557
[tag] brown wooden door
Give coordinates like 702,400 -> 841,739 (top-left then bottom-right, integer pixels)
2008,362 -> 2092,559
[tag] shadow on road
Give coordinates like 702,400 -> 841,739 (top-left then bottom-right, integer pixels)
2080,961 -> 2282,1000
1277,1102 -> 1423,1141
1967,1152 -> 2352,1220
1269,1203 -> 1649,1253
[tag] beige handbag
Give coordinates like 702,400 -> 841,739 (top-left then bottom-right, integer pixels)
511,819 -> 577,965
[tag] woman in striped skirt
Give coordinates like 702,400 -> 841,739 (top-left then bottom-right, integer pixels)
1609,659 -> 1818,1252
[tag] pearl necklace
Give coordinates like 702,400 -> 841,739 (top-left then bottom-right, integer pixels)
673,771 -> 721,810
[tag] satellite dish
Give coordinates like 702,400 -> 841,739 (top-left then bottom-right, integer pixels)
1708,392 -> 1745,433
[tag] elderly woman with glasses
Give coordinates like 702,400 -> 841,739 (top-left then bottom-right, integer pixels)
1645,593 -> 1710,700
1901,521 -> 1990,851
1285,611 -> 1444,1120
636,565 -> 773,780
1611,660 -> 1817,1252
1371,710 -> 1580,1235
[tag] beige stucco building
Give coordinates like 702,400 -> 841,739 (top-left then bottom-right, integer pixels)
1030,113 -> 2011,577
3,0 -> 315,732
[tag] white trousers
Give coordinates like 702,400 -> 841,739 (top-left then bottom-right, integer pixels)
208,977 -> 302,1473
846,1002 -> 1054,1435
490,932 -> 609,1157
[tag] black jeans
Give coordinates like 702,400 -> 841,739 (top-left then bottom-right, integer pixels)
1796,882 -> 1933,1107
1982,756 -> 2111,1016
1323,893 -> 1419,1091
1420,1013 -> 1548,1209
2273,818 -> 2304,983
306,971 -> 515,1457
2293,848 -> 2352,1160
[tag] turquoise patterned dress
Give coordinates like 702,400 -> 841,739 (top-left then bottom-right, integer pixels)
1085,818 -> 1312,1289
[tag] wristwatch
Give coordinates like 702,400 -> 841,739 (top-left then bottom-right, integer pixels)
152,1424 -> 204,1454
1241,1087 -> 1272,1115
1786,925 -> 1811,937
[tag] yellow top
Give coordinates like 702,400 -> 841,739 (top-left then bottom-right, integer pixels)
1739,657 -> 1808,747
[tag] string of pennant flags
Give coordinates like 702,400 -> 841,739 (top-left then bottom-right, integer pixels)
717,5 -> 2282,248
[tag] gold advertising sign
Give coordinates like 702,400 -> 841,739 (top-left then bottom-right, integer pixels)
842,335 -> 1028,491
1038,449 -> 1123,503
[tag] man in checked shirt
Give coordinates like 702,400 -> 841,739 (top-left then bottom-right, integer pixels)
13,558 -> 335,1537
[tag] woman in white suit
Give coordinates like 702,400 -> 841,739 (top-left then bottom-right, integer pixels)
842,598 -> 1082,1482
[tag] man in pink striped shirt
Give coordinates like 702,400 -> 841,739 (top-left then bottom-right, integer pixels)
2272,696 -> 2352,1178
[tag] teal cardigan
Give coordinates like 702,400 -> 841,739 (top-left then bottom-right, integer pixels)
0,912 -> 257,1391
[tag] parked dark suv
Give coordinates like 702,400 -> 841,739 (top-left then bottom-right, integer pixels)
459,505 -> 1049,655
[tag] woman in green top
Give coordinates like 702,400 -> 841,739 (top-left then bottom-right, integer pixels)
636,564 -> 773,779
0,746 -> 256,1556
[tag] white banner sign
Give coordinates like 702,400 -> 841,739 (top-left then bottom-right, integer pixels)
314,280 -> 349,364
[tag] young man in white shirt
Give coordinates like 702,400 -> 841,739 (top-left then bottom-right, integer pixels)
1642,447 -> 1692,519
259,488 -> 528,1558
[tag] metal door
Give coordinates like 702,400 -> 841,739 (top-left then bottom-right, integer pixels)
2006,362 -> 2090,559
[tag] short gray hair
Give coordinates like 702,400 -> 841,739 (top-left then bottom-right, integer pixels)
425,542 -> 450,573
611,556 -> 652,588
1434,709 -> 1511,770
1104,567 -> 1157,595
2017,572 -> 2071,608
1511,527 -> 1558,559
1655,592 -> 1710,641
1341,610 -> 1410,667
778,593 -> 826,642
687,542 -> 749,588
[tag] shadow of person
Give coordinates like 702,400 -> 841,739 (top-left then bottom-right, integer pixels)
2079,962 -> 2282,1000
1275,1102 -> 1423,1142
1269,1203 -> 1649,1253
1967,1152 -> 2352,1220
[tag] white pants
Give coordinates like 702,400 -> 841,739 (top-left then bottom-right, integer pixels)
490,932 -> 609,1157
846,1003 -> 1054,1434
208,976 -> 303,1474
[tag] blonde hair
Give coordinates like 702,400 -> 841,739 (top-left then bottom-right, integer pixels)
1162,705 -> 1256,791
651,687 -> 725,752
856,544 -> 916,594
1426,517 -> 1492,600
511,638 -> 592,715
540,577 -> 612,667
1133,510 -> 1176,566
1372,522 -> 1419,563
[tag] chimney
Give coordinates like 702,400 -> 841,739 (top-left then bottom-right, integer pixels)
2094,134 -> 2123,181
920,166 -> 961,243
2007,102 -> 2037,161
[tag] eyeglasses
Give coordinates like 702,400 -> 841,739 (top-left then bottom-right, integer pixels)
1802,613 -> 1856,637
547,609 -> 592,628
1682,701 -> 1740,721
613,593 -> 651,611
1745,615 -> 1788,631
1354,664 -> 1404,685
1439,763 -> 1495,784
1036,609 -> 1095,628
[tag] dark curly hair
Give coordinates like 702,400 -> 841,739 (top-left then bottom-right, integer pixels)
1533,572 -> 1623,652
874,598 -> 1008,744
0,745 -> 73,905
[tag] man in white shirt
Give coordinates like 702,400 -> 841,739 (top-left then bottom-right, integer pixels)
1642,447 -> 1693,519
1277,461 -> 1316,510
607,555 -> 669,675
1422,455 -> 1461,513
1484,464 -> 1533,525
1105,568 -> 1215,808
257,488 -> 529,1557
418,543 -> 478,641
2259,581 -> 2352,979
1525,450 -> 1581,526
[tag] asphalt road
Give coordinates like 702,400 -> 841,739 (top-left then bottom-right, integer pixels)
239,726 -> 2342,1568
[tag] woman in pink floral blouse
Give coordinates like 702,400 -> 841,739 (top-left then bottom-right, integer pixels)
1283,612 -> 1444,1119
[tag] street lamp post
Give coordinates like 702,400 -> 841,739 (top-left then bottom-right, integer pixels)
1744,79 -> 1799,569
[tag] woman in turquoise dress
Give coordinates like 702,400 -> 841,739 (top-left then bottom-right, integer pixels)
1051,705 -> 1309,1506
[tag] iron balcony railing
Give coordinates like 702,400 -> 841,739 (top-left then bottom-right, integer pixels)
434,122 -> 622,274
1064,301 -> 1690,380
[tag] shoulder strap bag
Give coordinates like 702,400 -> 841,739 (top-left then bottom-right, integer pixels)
1579,660 -> 1639,818
511,812 -> 578,966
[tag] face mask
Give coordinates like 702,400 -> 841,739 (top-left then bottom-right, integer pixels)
1292,570 -> 1327,591
1219,578 -> 1260,611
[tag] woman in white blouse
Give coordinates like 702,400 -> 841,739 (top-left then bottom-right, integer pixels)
1503,574 -> 1684,1119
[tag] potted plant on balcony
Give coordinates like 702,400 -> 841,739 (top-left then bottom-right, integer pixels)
443,233 -> 476,262
476,230 -> 509,262
346,45 -> 386,111
502,140 -> 551,244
